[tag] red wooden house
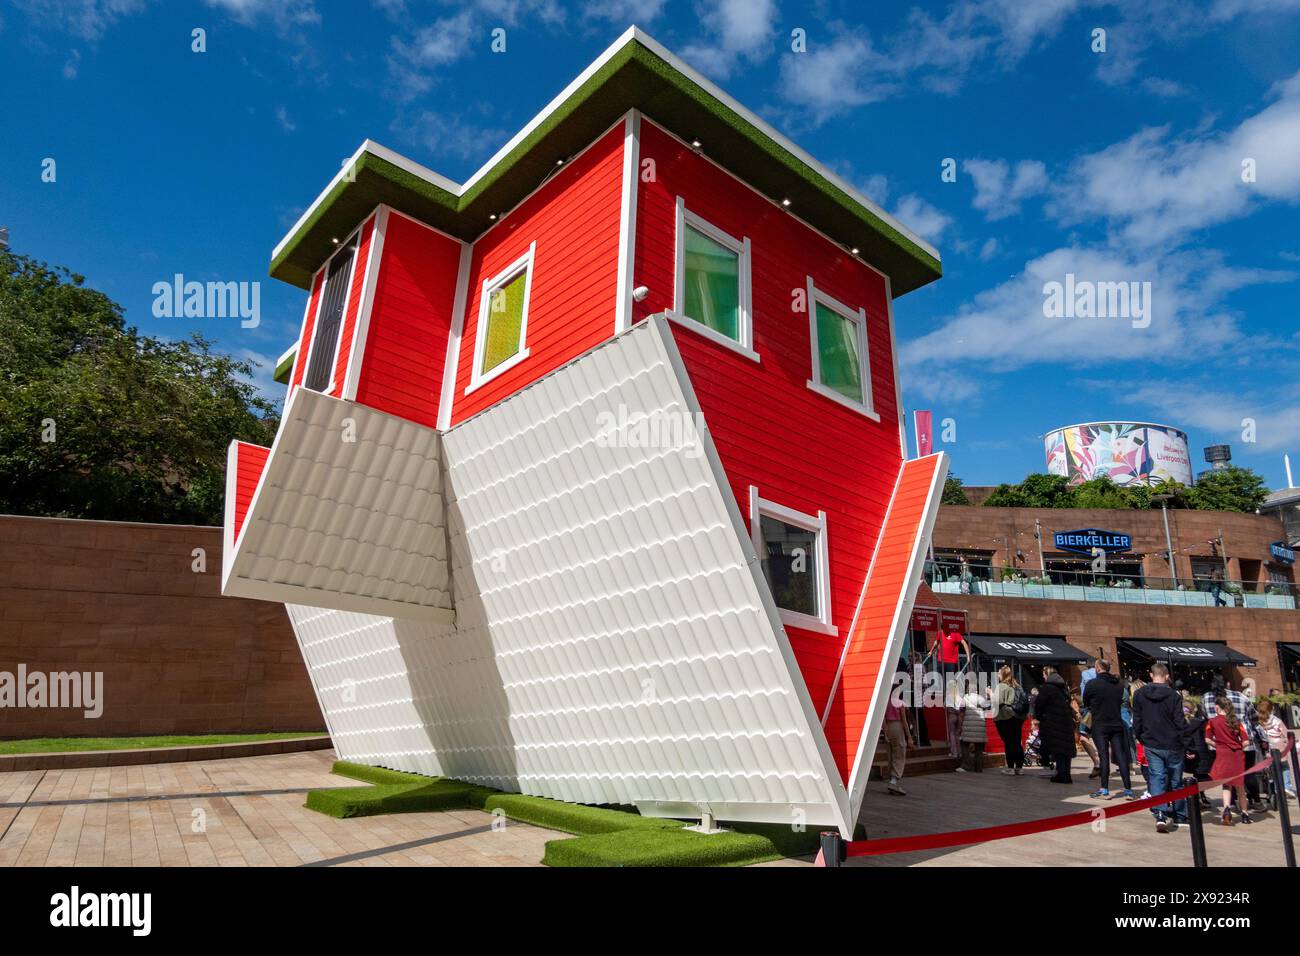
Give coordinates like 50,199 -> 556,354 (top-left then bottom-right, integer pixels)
223,27 -> 946,835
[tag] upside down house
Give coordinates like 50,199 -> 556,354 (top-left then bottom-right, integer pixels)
222,27 -> 947,836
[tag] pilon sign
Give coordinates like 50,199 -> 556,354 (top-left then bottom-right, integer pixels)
1053,528 -> 1132,554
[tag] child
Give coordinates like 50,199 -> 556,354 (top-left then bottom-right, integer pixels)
958,684 -> 990,772
1257,700 -> 1295,799
1206,696 -> 1251,825
1024,719 -> 1043,768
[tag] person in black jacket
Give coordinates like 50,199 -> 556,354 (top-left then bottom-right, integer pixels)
1083,660 -> 1133,799
1132,663 -> 1189,832
1032,667 -> 1077,783
1182,698 -> 1214,811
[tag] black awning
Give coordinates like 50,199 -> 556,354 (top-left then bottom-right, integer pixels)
1279,643 -> 1300,663
969,634 -> 1089,663
1120,639 -> 1257,667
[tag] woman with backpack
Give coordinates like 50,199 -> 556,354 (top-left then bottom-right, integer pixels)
994,665 -> 1028,775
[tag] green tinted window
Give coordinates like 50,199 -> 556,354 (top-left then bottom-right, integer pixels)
815,303 -> 863,403
482,270 -> 527,373
683,225 -> 740,340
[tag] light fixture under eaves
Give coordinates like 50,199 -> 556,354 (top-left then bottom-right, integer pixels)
781,198 -> 791,207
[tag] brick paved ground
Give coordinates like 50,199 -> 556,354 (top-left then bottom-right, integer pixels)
0,749 -> 551,867
768,755 -> 1297,867
3,750 -> 1293,867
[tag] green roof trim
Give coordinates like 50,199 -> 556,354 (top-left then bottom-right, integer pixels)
272,346 -> 296,384
269,35 -> 942,296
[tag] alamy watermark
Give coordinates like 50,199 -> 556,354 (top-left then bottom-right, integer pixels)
1042,273 -> 1151,329
0,665 -> 103,718
152,273 -> 260,328
595,404 -> 705,459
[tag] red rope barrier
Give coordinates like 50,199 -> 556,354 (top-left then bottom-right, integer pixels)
840,739 -> 1291,860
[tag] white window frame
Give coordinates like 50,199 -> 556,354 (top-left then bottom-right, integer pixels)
749,487 -> 836,636
805,278 -> 878,421
468,242 -> 535,394
671,197 -> 757,362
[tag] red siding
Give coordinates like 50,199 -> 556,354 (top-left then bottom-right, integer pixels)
289,269 -> 325,393
329,214 -> 375,397
355,211 -> 463,428
822,455 -> 942,782
232,441 -> 270,543
633,119 -> 905,713
449,123 -> 624,425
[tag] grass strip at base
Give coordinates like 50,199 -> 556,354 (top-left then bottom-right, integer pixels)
543,828 -> 782,867
0,733 -> 324,756
310,760 -> 806,867
307,761 -> 473,819
483,793 -> 684,835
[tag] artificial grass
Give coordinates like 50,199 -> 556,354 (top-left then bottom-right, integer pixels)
482,793 -> 684,836
307,759 -> 821,866
542,827 -> 781,868
0,732 -> 324,756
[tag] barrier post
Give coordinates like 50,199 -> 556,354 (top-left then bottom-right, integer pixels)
1271,749 -> 1295,868
1185,787 -> 1209,868
820,831 -> 844,868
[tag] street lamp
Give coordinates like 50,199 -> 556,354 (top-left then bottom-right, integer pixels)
1152,494 -> 1178,589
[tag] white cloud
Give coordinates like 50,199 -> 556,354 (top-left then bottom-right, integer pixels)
275,105 -> 295,132
965,158 -> 1048,220
400,108 -> 509,163
1051,70 -> 1300,248
582,0 -> 667,24
978,237 -> 1000,260
680,0 -> 777,81
203,0 -> 319,29
1117,381 -> 1300,453
14,0 -> 148,42
777,34 -> 896,124
900,246 -> 1289,374
892,194 -> 954,244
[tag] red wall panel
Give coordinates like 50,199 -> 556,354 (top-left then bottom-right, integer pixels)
289,269 -> 325,392
449,123 -> 624,425
355,211 -> 463,428
232,441 -> 270,543
633,119 -> 905,714
329,214 -> 375,397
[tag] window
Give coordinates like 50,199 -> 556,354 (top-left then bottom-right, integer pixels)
303,234 -> 359,392
749,488 -> 834,635
469,243 -> 535,392
806,279 -> 876,420
672,198 -> 755,360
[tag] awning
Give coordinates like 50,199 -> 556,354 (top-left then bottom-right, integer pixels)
1278,643 -> 1300,663
1119,639 -> 1256,667
968,634 -> 1088,663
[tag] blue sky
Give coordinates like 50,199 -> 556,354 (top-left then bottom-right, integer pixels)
3,0 -> 1299,488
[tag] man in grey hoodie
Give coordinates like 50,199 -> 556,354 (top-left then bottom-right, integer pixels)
1132,663 -> 1189,832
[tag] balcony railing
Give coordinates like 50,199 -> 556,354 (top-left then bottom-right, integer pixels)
924,561 -> 1298,611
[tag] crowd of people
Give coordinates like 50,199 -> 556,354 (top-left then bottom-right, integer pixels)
879,653 -> 1297,835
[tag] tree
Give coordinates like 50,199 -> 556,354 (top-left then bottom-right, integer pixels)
0,249 -> 278,524
941,474 -> 970,505
1188,466 -> 1269,514
1073,476 -> 1149,509
983,473 -> 1077,508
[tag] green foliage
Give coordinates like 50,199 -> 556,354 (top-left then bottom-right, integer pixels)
1187,466 -> 1269,514
980,471 -> 1267,514
0,248 -> 277,525
0,732 -> 323,755
983,473 -> 1077,508
482,794 -> 684,835
941,474 -> 970,505
542,828 -> 782,868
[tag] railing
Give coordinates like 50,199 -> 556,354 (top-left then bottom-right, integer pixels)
924,561 -> 1298,610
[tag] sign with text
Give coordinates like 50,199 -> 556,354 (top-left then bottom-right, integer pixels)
1053,528 -> 1132,555
939,609 -> 967,634
910,607 -> 940,631
1271,541 -> 1295,565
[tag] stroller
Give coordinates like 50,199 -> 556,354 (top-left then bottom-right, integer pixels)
1023,724 -> 1044,768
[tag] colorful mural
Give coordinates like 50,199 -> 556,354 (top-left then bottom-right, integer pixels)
1043,421 -> 1192,487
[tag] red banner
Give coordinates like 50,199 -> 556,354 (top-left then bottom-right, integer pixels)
914,410 -> 933,458
940,609 -> 967,634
